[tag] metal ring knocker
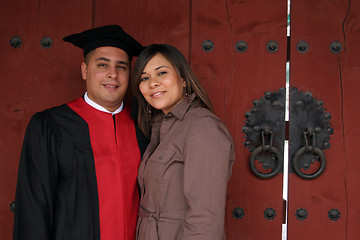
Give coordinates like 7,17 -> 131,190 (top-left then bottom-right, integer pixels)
293,130 -> 326,179
249,129 -> 282,178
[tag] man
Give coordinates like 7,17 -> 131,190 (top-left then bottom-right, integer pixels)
13,25 -> 148,240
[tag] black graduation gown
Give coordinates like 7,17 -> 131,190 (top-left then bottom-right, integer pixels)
13,99 -> 148,240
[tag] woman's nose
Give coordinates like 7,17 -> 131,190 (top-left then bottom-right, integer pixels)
149,78 -> 160,88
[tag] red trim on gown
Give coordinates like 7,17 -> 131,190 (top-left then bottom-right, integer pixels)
68,98 -> 140,240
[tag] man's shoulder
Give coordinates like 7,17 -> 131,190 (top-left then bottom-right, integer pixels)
31,101 -> 86,129
30,102 -> 90,142
38,103 -> 78,120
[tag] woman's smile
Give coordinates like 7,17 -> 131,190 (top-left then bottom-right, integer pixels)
151,91 -> 165,98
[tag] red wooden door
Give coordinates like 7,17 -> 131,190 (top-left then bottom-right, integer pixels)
288,0 -> 360,239
92,0 -> 191,103
93,0 -> 190,51
223,0 -> 288,239
0,1 -> 90,239
1,1 -> 360,240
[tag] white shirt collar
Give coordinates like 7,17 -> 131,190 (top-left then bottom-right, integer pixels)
84,92 -> 123,115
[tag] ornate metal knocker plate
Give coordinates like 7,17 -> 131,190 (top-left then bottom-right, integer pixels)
289,88 -> 333,179
243,87 -> 333,179
243,89 -> 285,178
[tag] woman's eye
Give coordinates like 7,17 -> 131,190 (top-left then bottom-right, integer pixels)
141,76 -> 149,82
158,71 -> 167,76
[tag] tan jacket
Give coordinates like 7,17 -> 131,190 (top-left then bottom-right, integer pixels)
136,94 -> 235,240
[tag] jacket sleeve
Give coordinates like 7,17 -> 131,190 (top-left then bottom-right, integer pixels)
13,112 -> 59,240
182,116 -> 235,240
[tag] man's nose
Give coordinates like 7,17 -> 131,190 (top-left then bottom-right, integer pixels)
107,66 -> 117,79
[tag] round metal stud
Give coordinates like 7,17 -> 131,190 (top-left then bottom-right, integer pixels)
244,112 -> 252,118
41,37 -> 53,49
10,36 -> 22,48
235,40 -> 248,53
253,99 -> 261,106
254,126 -> 261,132
264,208 -> 276,220
296,100 -> 303,108
232,207 -> 245,220
250,107 -> 258,113
317,100 -> 324,108
296,41 -> 309,53
324,112 -> 332,120
315,127 -> 322,133
304,91 -> 312,97
330,41 -> 342,54
266,40 -> 279,53
242,126 -> 250,133
327,128 -> 334,134
264,91 -> 272,99
328,209 -> 340,221
295,208 -> 308,221
273,101 -> 281,110
202,40 -> 214,52
9,201 -> 15,213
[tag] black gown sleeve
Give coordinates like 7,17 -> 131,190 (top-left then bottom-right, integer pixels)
13,111 -> 59,240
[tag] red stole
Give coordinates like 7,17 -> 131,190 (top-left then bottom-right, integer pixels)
68,98 -> 140,240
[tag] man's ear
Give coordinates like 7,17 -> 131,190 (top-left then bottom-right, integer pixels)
81,62 -> 87,80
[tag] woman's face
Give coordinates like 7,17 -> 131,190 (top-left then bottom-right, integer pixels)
139,54 -> 185,115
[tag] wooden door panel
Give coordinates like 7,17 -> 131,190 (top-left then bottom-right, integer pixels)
0,1 -> 91,239
339,0 -> 360,239
189,0 -> 232,123
93,0 -> 190,55
2,1 -> 359,240
288,0 -> 351,239
224,0 -> 287,239
32,2 -> 92,110
93,0 -> 190,104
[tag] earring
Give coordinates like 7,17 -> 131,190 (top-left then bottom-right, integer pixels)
146,103 -> 152,115
145,103 -> 153,122
184,92 -> 190,101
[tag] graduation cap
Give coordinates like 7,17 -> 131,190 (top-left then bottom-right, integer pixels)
63,25 -> 143,59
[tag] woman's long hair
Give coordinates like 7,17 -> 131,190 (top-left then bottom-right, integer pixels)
132,44 -> 213,137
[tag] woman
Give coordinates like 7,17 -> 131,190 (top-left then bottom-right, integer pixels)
132,44 -> 235,240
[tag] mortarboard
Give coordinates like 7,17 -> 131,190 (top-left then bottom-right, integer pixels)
63,25 -> 143,59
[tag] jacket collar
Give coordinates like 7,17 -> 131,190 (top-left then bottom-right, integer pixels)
165,93 -> 197,120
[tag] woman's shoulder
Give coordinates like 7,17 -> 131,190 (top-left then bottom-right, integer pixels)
184,106 -> 234,145
185,106 -> 229,134
187,104 -> 220,123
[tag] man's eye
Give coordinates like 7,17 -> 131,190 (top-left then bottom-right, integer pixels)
117,65 -> 127,70
98,63 -> 107,67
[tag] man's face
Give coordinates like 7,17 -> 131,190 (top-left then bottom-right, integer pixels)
81,46 -> 130,112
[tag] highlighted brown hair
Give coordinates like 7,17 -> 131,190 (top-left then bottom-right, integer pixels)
132,44 -> 213,137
